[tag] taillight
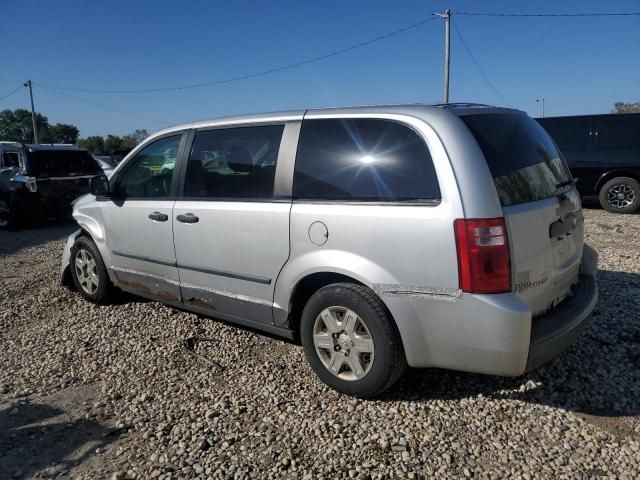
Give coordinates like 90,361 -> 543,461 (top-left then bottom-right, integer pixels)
454,217 -> 511,294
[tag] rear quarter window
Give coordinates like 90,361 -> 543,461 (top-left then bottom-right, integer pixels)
293,118 -> 440,202
461,112 -> 572,206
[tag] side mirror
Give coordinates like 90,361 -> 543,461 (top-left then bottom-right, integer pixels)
90,174 -> 110,196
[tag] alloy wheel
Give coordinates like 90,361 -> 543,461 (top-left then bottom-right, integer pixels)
312,306 -> 374,381
75,248 -> 99,295
607,183 -> 636,210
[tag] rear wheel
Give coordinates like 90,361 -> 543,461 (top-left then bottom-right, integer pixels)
70,236 -> 115,304
300,283 -> 406,397
599,177 -> 640,214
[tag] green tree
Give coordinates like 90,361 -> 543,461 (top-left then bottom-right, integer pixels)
104,134 -> 124,153
0,108 -> 50,143
120,135 -> 138,149
77,136 -> 106,155
130,129 -> 149,144
613,102 -> 640,113
49,123 -> 80,144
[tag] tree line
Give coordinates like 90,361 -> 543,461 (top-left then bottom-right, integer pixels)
613,102 -> 640,113
0,108 -> 148,154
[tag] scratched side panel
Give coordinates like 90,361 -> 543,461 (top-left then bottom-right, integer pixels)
111,267 -> 182,303
180,283 -> 272,321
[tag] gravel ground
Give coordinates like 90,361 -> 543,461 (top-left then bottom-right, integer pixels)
0,209 -> 639,479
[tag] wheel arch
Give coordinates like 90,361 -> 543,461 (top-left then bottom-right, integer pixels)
276,252 -> 404,348
595,169 -> 640,194
286,271 -> 367,341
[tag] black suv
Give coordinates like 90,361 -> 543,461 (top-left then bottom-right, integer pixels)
0,143 -> 101,228
537,113 -> 640,214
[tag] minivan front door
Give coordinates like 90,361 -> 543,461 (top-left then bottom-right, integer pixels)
172,124 -> 291,326
103,133 -> 185,303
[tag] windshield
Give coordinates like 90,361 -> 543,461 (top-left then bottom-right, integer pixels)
460,112 -> 573,206
27,150 -> 101,178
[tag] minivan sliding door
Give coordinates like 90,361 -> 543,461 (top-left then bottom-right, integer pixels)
172,122 -> 296,326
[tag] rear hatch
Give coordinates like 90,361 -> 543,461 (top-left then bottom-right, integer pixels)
461,112 -> 583,315
26,149 -> 101,208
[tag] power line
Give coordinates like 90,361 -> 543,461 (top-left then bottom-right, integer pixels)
451,20 -> 507,105
456,11 -> 640,17
34,16 -> 438,95
0,85 -> 24,103
38,85 -> 171,125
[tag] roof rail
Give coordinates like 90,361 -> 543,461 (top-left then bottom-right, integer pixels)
0,140 -> 24,147
434,102 -> 494,108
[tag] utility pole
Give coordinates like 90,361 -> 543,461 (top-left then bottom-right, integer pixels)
24,80 -> 39,144
435,10 -> 451,103
536,97 -> 545,118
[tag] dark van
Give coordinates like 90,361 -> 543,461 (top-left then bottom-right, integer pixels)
537,113 -> 640,214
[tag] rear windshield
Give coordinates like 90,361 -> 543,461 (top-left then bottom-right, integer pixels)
460,112 -> 572,206
27,150 -> 101,178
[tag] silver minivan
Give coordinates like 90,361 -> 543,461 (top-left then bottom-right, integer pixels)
60,104 -> 598,397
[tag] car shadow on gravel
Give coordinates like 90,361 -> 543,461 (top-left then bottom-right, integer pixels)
0,400 -> 116,479
382,269 -> 640,420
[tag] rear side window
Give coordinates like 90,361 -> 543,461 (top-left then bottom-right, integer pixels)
2,151 -> 21,169
185,125 -> 284,199
293,118 -> 440,202
461,113 -> 572,206
26,150 -> 101,178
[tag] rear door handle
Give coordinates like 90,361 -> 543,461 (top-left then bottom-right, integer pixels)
176,213 -> 199,224
148,211 -> 168,222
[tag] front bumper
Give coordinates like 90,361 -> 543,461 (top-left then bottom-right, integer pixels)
60,229 -> 82,287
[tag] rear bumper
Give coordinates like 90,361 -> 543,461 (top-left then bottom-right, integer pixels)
526,258 -> 598,371
390,244 -> 598,375
11,192 -> 77,217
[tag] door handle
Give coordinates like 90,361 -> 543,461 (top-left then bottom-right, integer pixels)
148,211 -> 168,222
176,213 -> 199,224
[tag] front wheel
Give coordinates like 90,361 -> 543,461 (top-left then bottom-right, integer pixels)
599,177 -> 640,214
300,283 -> 406,397
70,236 -> 115,304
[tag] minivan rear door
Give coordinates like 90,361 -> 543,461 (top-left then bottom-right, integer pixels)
461,112 -> 583,315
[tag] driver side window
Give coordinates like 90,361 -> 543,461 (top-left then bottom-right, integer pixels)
114,135 -> 181,198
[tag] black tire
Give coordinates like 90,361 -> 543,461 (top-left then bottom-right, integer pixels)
598,177 -> 640,214
300,283 -> 406,397
70,236 -> 115,305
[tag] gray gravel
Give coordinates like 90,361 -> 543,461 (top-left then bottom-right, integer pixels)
0,209 -> 639,479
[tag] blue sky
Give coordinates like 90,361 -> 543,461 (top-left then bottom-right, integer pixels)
1,0 -> 638,137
